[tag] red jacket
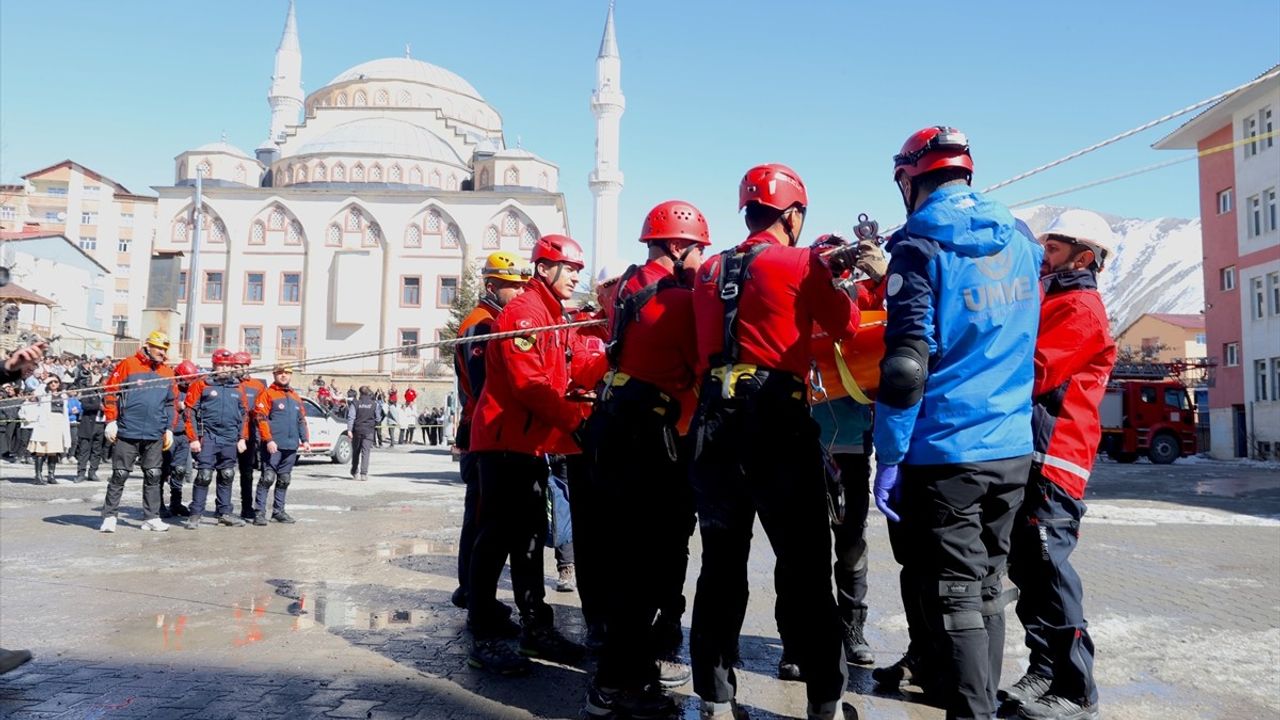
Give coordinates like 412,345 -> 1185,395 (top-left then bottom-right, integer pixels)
469,280 -> 581,456
103,349 -> 179,441
1033,270 -> 1117,498
601,260 -> 700,430
693,232 -> 860,380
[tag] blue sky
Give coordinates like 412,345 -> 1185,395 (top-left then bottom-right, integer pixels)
2,1 -> 1277,268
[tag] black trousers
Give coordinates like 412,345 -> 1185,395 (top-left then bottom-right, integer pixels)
102,437 -> 165,520
690,390 -> 847,707
350,432 -> 373,475
162,433 -> 191,505
16,428 -> 32,461
455,450 -> 480,597
467,451 -> 552,638
75,421 -> 105,475
561,454 -> 607,630
586,390 -> 695,690
1009,471 -> 1097,705
237,438 -> 258,515
899,456 -> 1030,720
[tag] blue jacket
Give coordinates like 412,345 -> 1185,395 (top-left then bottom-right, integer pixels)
186,376 -> 248,442
873,184 -> 1042,465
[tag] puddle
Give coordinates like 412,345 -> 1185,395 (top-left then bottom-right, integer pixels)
1191,476 -> 1280,498
373,538 -> 458,560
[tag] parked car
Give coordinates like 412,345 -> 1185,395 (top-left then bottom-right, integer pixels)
300,397 -> 351,465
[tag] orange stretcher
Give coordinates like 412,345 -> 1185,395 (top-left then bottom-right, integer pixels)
810,310 -> 887,405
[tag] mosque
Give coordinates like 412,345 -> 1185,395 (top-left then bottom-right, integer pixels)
151,1 -> 623,373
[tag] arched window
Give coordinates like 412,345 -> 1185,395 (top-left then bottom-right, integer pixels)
314,163 -> 326,181
326,223 -> 342,247
429,169 -> 441,188
502,211 -> 519,236
409,166 -> 423,185
447,174 -> 459,191
332,163 -> 346,181
196,160 -> 211,177
521,224 -> 537,249
445,224 -> 461,249
405,224 -> 422,248
479,169 -> 490,188
364,224 -> 381,248
236,165 -> 247,184
173,221 -> 189,243
397,90 -> 411,105
538,172 -> 549,191
294,165 -> 307,183
504,166 -> 519,185
209,220 -> 227,244
250,221 -> 266,245
426,209 -> 442,233
269,207 -> 285,230
346,208 -> 362,232
375,89 -> 389,106
287,221 -> 303,245
389,165 -> 402,183
352,164 -> 365,182
369,164 -> 382,182
336,93 -> 348,107
353,90 -> 367,106
483,226 -> 499,249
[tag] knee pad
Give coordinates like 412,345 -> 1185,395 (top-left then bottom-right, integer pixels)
217,468 -> 236,484
276,473 -> 292,490
142,468 -> 164,486
936,578 -> 984,632
194,469 -> 215,488
259,469 -> 277,487
981,572 -> 1018,617
110,468 -> 131,485
171,468 -> 187,484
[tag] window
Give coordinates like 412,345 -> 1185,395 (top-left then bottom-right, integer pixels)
504,166 -> 519,185
1248,195 -> 1262,237
281,272 -> 301,304
353,90 -> 367,106
269,207 -> 285,230
447,174 -> 458,191
405,224 -> 422,248
178,271 -> 188,302
1,205 -> 16,220
375,89 -> 389,106
314,163 -> 326,181
235,165 -> 247,184
1273,359 -> 1280,404
502,211 -> 519,236
79,236 -> 97,251
209,221 -> 226,244
479,169 -> 490,188
245,272 -> 265,303
1217,188 -> 1232,214
369,164 -> 382,182
410,167 -> 423,185
426,209 -> 441,233
200,325 -> 222,355
81,211 -> 97,225
117,264 -> 130,277
438,276 -> 459,307
326,223 -> 342,247
364,224 -> 381,248
1140,387 -> 1157,404
44,211 -> 59,222
346,208 -> 362,231
117,238 -> 130,253
352,164 -> 365,182
1195,333 -> 1206,344
204,271 -> 224,302
539,172 -> 549,190
111,314 -> 128,337
399,329 -> 420,359
389,165 -> 402,183
1254,276 -> 1265,319
1225,342 -> 1240,367
332,163 -> 346,182
1256,360 -> 1269,401
521,225 -> 537,249
397,90 -> 411,105
82,185 -> 99,195
1266,188 -> 1277,232
196,161 -> 211,177
45,185 -> 67,196
242,327 -> 262,357
1245,115 -> 1259,157
278,327 -> 300,357
1221,265 -> 1236,291
1164,389 -> 1188,409
1262,106 -> 1275,150
114,289 -> 128,303
401,276 -> 422,307
444,224 -> 460,249
286,220 -> 302,245
483,226 -> 499,249
1270,272 -> 1280,315
250,221 -> 266,245
121,213 -> 134,227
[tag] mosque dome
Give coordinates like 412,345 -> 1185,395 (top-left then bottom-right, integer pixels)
190,141 -> 254,159
326,57 -> 484,100
293,118 -> 467,166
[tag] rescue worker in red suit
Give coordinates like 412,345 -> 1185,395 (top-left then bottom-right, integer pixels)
466,234 -> 589,676
998,211 -> 1116,720
450,251 -> 530,616
581,200 -> 708,718
234,351 -> 268,520
690,164 -> 859,720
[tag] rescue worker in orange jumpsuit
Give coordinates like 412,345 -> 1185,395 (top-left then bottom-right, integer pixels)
690,164 -> 859,720
450,251 -> 530,615
582,200 -> 708,718
100,331 -> 180,534
183,349 -> 250,529
999,212 -> 1116,720
253,364 -> 311,525
234,351 -> 268,520
466,234 -> 589,676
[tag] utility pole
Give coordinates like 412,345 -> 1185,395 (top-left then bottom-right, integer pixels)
182,170 -> 204,359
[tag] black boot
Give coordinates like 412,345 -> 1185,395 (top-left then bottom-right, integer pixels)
33,456 -> 45,484
45,457 -> 57,484
844,610 -> 874,665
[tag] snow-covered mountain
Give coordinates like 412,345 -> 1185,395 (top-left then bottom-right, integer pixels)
1013,205 -> 1203,334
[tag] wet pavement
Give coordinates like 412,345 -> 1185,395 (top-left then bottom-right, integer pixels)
1,448 -> 1277,719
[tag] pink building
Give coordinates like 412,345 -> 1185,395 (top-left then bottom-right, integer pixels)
1155,67 -> 1280,459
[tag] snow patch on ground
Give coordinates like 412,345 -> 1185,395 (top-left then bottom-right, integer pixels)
1086,503 -> 1280,527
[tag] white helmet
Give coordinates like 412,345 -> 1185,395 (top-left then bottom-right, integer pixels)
1039,210 -> 1115,271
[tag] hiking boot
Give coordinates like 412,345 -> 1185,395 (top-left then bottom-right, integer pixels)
519,626 -> 585,665
0,648 -> 33,675
74,472 -> 86,484
185,515 -> 202,530
158,504 -> 173,519
585,684 -> 677,719
998,672 -> 1053,708
451,586 -> 468,609
777,657 -> 803,682
169,502 -> 191,517
657,656 -> 691,688
700,700 -> 750,720
584,622 -> 606,652
871,652 -> 923,687
1017,694 -> 1100,720
272,511 -> 297,524
99,516 -> 117,533
217,514 -> 246,527
141,518 -> 170,532
556,564 -> 577,592
254,511 -> 269,526
843,623 -> 874,665
240,509 -> 257,521
466,605 -> 521,639
467,639 -> 532,676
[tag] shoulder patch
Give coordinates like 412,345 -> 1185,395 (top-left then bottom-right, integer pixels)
513,335 -> 536,352
886,273 -> 904,297
517,318 -> 532,329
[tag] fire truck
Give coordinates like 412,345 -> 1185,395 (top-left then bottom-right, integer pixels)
1099,360 -> 1210,464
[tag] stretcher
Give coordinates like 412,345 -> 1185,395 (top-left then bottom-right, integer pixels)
810,310 -> 887,405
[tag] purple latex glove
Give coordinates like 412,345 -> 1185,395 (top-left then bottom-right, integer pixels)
874,463 -> 901,522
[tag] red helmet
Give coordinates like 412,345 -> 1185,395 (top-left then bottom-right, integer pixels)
211,348 -> 236,367
531,234 -> 585,270
232,351 -> 252,366
739,163 -> 807,211
640,200 -> 710,246
893,126 -> 974,181
175,360 -> 199,378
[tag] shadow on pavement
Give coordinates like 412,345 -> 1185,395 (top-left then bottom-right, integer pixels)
42,512 -> 109,530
